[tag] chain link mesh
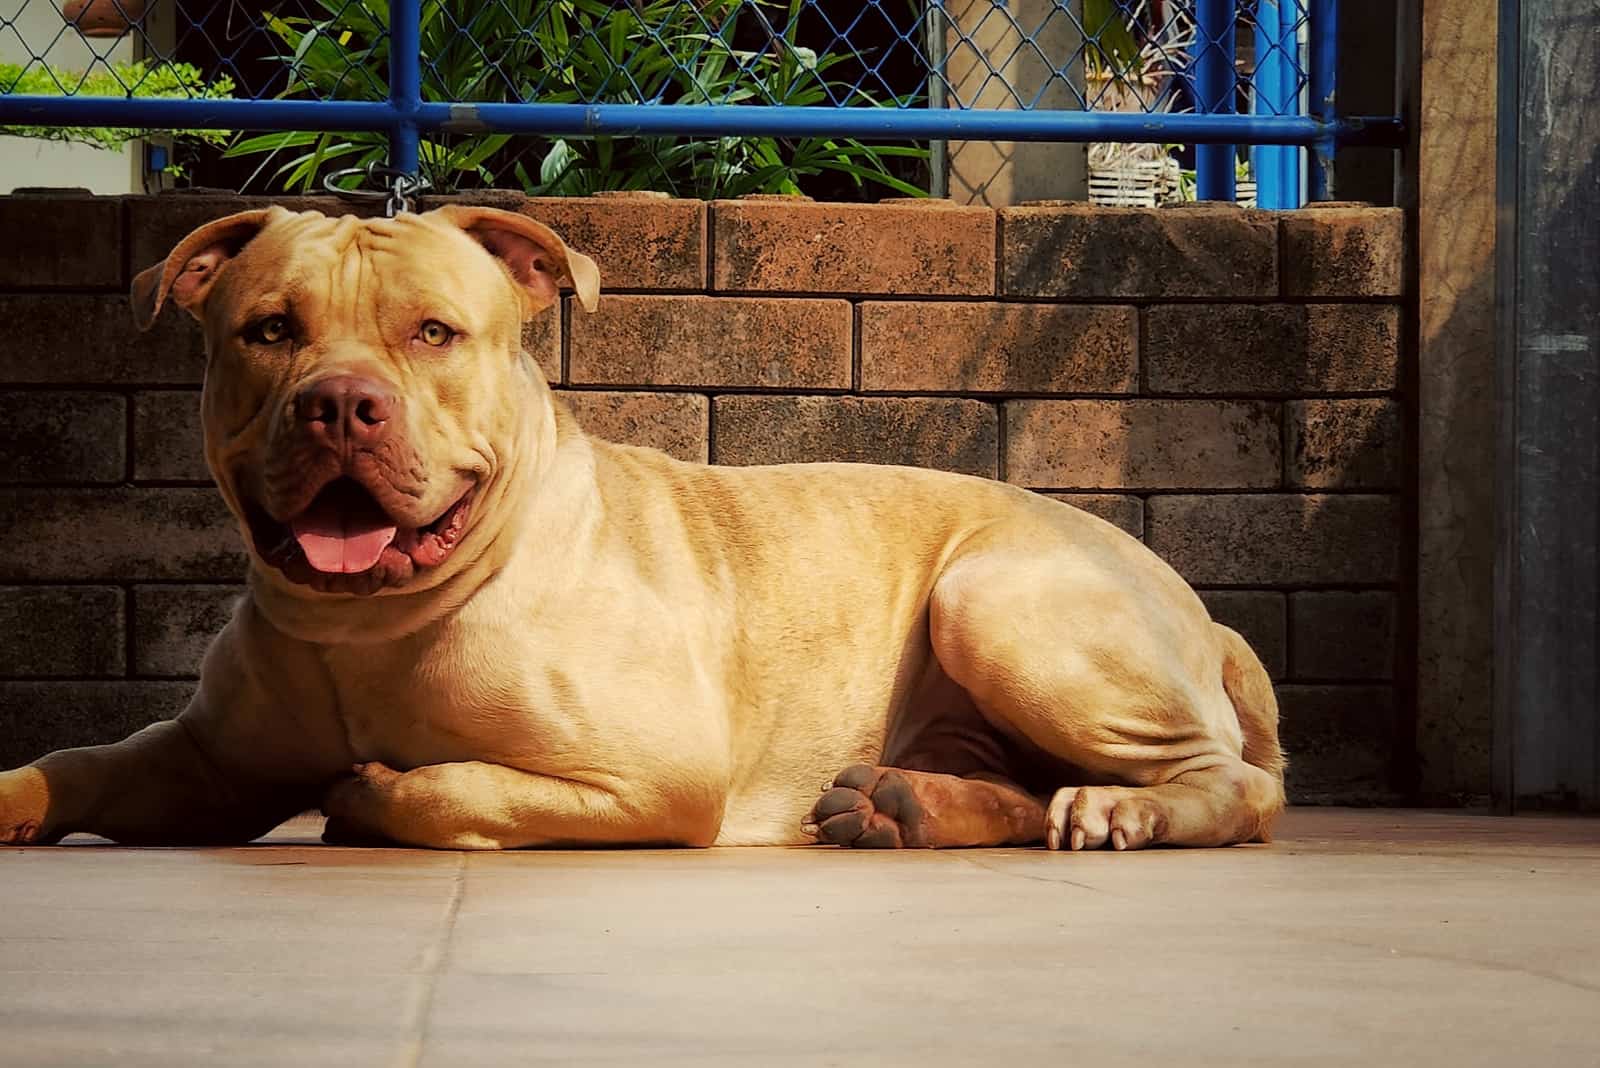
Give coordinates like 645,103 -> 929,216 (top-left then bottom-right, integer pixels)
0,1 -> 1311,196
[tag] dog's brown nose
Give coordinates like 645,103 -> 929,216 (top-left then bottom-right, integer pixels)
294,375 -> 397,451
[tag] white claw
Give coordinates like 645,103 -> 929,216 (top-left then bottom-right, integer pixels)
1045,786 -> 1077,852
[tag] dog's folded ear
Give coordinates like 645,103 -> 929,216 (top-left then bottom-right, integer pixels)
130,209 -> 277,331
432,205 -> 600,317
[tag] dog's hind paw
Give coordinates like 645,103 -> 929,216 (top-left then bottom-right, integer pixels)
801,765 -> 925,848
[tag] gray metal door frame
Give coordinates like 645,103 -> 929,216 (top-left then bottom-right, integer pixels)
1494,0 -> 1600,812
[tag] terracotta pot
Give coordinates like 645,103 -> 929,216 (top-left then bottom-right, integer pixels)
63,0 -> 148,38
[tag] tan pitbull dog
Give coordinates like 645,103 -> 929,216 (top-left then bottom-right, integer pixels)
0,205 -> 1285,852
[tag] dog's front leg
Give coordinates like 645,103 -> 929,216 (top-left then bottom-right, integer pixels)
0,719 -> 313,846
322,761 -> 722,849
1,601 -> 349,846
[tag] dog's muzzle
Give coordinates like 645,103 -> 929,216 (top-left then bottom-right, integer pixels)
238,375 -> 477,595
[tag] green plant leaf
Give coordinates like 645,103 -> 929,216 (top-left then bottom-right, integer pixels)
1084,0 -> 1141,74
221,0 -> 929,200
0,59 -> 234,149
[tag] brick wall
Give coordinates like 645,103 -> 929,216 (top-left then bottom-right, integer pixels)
0,192 -> 1407,804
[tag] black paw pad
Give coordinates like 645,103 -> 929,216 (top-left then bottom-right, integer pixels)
867,772 -> 921,826
832,764 -> 880,791
814,786 -> 871,822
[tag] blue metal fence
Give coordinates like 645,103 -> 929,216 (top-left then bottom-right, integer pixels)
0,0 -> 1399,204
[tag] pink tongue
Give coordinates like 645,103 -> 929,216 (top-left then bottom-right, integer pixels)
290,497 -> 398,574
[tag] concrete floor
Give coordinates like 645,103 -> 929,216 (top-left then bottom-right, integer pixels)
0,810 -> 1596,1067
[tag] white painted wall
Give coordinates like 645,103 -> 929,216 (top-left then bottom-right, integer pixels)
0,0 -> 142,193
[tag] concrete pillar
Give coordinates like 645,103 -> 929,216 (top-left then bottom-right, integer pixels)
939,0 -> 1088,206
1415,0 -> 1497,799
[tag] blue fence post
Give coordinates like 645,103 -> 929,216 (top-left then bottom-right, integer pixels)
1194,0 -> 1237,202
388,0 -> 422,176
1307,0 -> 1336,199
1252,0 -> 1302,208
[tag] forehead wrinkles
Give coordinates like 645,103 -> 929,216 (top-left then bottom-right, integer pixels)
358,219 -> 501,337
314,216 -> 377,335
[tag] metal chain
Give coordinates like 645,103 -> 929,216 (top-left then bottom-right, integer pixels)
322,164 -> 433,217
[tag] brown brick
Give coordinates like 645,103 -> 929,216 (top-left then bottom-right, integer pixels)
0,681 -> 194,768
713,396 -> 998,476
0,392 -> 125,483
1145,304 -> 1301,395
126,195 -> 361,274
1145,494 -> 1400,585
133,585 -> 242,678
1006,400 -> 1281,490
0,295 -> 204,385
0,587 -> 124,677
713,200 -> 995,296
1040,493 -> 1144,538
1145,304 -> 1398,395
1197,590 -> 1287,679
1291,591 -> 1397,680
569,295 -> 850,389
131,190 -> 690,295
556,390 -> 708,462
1281,205 -> 1405,297
0,488 -> 245,581
520,196 -> 705,291
1276,684 -> 1399,802
132,391 -> 207,482
0,195 -> 123,288
1305,304 -> 1402,391
1001,204 -> 1277,299
860,303 -> 1137,394
1287,398 -> 1401,489
526,307 -> 562,384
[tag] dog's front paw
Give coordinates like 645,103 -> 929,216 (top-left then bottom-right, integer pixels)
320,762 -> 400,846
0,767 -> 50,845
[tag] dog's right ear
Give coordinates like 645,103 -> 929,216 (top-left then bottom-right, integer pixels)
130,209 -> 276,331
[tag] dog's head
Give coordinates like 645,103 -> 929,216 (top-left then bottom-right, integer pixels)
132,205 -> 598,599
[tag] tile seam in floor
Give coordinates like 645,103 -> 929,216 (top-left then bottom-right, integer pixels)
396,852 -> 467,1068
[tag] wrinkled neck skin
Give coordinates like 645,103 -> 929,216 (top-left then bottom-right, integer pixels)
242,353 -> 595,646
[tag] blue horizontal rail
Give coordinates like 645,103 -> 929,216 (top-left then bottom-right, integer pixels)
0,95 -> 1402,148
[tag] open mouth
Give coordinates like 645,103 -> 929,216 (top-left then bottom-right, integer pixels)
290,478 -> 402,574
247,476 -> 475,590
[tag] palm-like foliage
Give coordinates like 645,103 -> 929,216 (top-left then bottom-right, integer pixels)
226,0 -> 926,198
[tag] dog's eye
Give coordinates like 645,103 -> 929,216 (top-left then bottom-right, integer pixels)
417,320 -> 455,347
245,316 -> 290,345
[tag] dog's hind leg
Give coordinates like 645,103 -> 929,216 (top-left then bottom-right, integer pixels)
927,544 -> 1286,851
803,764 -> 1045,848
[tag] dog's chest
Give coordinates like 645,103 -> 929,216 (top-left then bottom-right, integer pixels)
320,637 -> 564,771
